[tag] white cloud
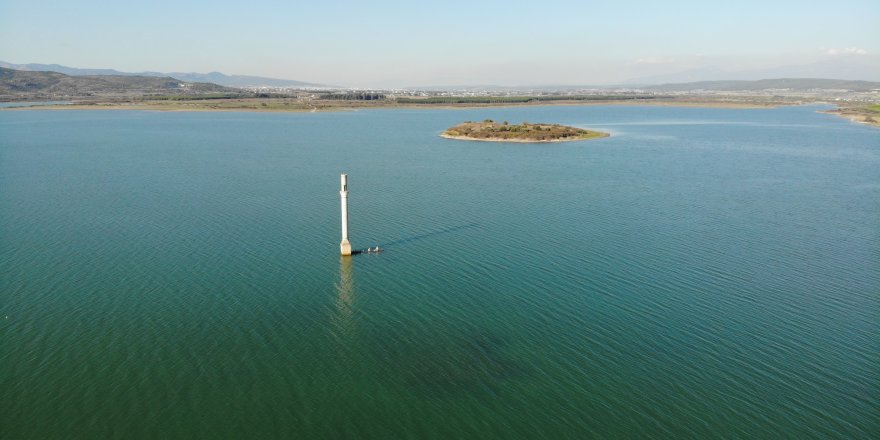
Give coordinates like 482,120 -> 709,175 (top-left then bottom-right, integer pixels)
825,47 -> 868,56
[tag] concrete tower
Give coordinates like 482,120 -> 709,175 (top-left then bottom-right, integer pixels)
340,173 -> 352,256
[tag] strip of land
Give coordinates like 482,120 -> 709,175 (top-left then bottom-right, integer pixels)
4,97 -> 879,130
1,66 -> 877,127
820,103 -> 880,128
4,96 -> 789,112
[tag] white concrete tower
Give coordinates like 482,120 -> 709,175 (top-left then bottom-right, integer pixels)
340,173 -> 352,256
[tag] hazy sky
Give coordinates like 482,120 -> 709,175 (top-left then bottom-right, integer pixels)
1,0 -> 878,86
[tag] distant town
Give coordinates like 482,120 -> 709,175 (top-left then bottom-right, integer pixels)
242,83 -> 880,104
1,65 -> 878,126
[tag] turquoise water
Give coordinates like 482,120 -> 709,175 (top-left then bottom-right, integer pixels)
1,105 -> 878,439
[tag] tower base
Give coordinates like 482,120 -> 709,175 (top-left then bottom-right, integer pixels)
340,239 -> 352,256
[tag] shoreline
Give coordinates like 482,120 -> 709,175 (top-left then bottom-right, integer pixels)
440,132 -> 609,143
4,98 -> 878,128
1,97 -> 790,113
818,108 -> 880,128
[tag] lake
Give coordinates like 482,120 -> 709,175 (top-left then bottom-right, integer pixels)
1,105 -> 878,439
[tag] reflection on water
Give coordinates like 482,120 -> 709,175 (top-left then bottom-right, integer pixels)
332,256 -> 356,341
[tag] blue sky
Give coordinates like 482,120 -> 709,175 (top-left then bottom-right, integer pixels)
1,0 -> 878,86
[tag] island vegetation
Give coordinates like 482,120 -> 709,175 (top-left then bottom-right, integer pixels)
442,119 -> 609,142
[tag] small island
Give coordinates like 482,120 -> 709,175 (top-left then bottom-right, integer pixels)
442,119 -> 609,143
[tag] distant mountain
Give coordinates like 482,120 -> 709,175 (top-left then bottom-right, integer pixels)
624,68 -> 730,86
0,67 -> 235,100
0,62 -> 128,77
626,57 -> 880,85
0,61 -> 325,88
162,71 -> 325,88
645,78 -> 880,92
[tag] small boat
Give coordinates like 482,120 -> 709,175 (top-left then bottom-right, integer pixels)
366,246 -> 383,253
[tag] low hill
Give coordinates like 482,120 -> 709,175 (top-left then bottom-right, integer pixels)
646,78 -> 880,92
0,67 -> 236,100
0,61 -> 325,88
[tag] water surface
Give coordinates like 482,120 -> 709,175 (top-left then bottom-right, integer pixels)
2,105 -> 878,439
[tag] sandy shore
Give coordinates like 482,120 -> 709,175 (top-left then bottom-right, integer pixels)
819,108 -> 880,128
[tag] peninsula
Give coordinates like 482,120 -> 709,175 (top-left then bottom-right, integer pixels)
442,120 -> 609,142
822,103 -> 880,128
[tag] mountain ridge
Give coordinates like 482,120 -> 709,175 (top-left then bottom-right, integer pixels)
624,57 -> 880,85
644,78 -> 880,92
0,61 -> 325,88
0,67 -> 237,100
